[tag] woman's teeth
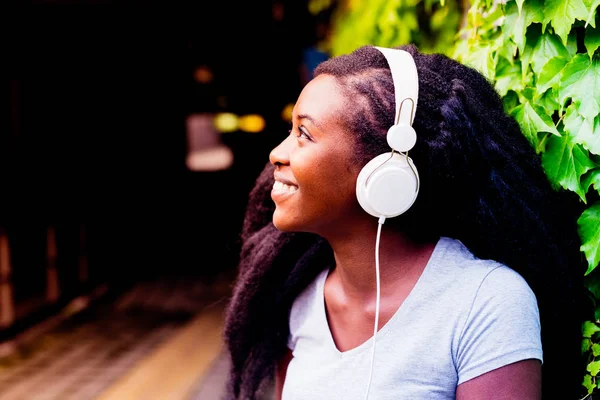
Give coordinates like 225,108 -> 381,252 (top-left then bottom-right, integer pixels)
273,180 -> 298,193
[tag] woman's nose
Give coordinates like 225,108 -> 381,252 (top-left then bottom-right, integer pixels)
269,135 -> 292,167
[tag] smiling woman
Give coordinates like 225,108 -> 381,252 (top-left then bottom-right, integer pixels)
270,75 -> 360,235
223,44 -> 586,400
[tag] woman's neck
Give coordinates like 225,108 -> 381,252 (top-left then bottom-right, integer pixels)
324,219 -> 437,302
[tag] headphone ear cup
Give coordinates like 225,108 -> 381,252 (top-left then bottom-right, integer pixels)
356,157 -> 382,218
356,153 -> 419,218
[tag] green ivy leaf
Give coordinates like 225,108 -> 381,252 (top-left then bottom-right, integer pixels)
512,101 -> 560,149
495,60 -> 524,96
498,36 -> 520,66
589,360 -> 600,376
520,26 -> 541,81
563,104 -> 600,154
537,56 -> 569,93
584,320 -> 600,337
536,88 -> 560,114
592,342 -> 600,356
583,373 -> 596,394
579,202 -> 600,275
584,337 -> 593,352
503,0 -> 544,54
559,55 -> 600,122
452,38 -> 469,63
479,4 -> 505,33
585,270 -> 600,299
582,0 -> 600,27
585,23 -> 600,59
531,32 -> 570,75
542,134 -> 597,201
579,100 -> 600,126
543,0 -> 589,44
461,43 -> 496,80
521,87 -> 537,102
583,168 -> 600,194
577,116 -> 600,154
566,30 -> 579,57
503,91 -> 520,114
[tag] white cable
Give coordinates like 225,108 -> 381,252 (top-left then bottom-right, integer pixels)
364,215 -> 386,400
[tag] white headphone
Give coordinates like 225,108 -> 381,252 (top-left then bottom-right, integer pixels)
355,46 -> 420,219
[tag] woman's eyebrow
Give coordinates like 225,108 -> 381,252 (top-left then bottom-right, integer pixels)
297,113 -> 321,130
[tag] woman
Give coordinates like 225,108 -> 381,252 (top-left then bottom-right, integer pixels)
223,44 -> 587,399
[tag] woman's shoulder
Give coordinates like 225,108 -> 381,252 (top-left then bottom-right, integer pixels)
288,268 -> 328,322
287,268 -> 329,350
433,236 -> 535,297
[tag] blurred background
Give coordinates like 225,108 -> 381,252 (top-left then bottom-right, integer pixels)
4,0 -> 598,398
1,1 -> 333,399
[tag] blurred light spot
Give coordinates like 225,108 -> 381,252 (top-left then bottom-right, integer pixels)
214,113 -> 239,133
273,1 -> 284,21
186,146 -> 234,171
281,103 -> 294,121
308,0 -> 333,15
217,96 -> 228,108
239,114 -> 266,133
194,65 -> 213,84
186,113 -> 234,171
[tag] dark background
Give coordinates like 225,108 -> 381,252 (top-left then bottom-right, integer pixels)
3,1 -> 324,304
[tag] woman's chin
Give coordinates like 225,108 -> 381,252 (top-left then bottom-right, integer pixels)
272,210 -> 296,232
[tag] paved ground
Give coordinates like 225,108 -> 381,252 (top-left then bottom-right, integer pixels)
187,348 -> 275,400
0,275 -> 237,400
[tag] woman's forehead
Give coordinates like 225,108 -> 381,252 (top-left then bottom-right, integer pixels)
293,75 -> 347,123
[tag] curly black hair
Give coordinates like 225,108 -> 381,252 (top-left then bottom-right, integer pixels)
223,44 -> 588,400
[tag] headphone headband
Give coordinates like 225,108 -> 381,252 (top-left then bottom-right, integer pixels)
373,47 -> 419,126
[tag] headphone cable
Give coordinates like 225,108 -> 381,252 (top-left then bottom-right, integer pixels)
364,215 -> 386,399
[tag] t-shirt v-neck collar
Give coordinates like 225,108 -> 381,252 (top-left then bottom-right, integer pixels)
317,237 -> 445,358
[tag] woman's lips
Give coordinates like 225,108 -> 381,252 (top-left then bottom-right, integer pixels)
271,179 -> 298,201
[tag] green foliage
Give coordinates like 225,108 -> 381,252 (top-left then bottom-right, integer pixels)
580,203 -> 600,274
584,320 -> 600,393
324,0 -> 599,396
542,132 -> 597,201
327,0 -> 461,57
451,0 -> 599,396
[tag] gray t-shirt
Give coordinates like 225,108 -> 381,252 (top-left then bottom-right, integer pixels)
283,236 -> 542,399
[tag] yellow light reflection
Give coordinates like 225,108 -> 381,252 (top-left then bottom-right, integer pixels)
239,114 -> 266,133
281,103 -> 294,122
214,113 -> 239,133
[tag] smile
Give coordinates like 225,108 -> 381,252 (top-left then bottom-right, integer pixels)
271,180 -> 298,201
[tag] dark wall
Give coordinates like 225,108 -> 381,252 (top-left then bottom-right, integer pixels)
4,1 -> 319,285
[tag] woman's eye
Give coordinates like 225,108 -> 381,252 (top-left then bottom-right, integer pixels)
287,124 -> 312,141
296,126 -> 312,141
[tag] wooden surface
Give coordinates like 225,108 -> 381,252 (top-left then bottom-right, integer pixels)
97,300 -> 226,400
